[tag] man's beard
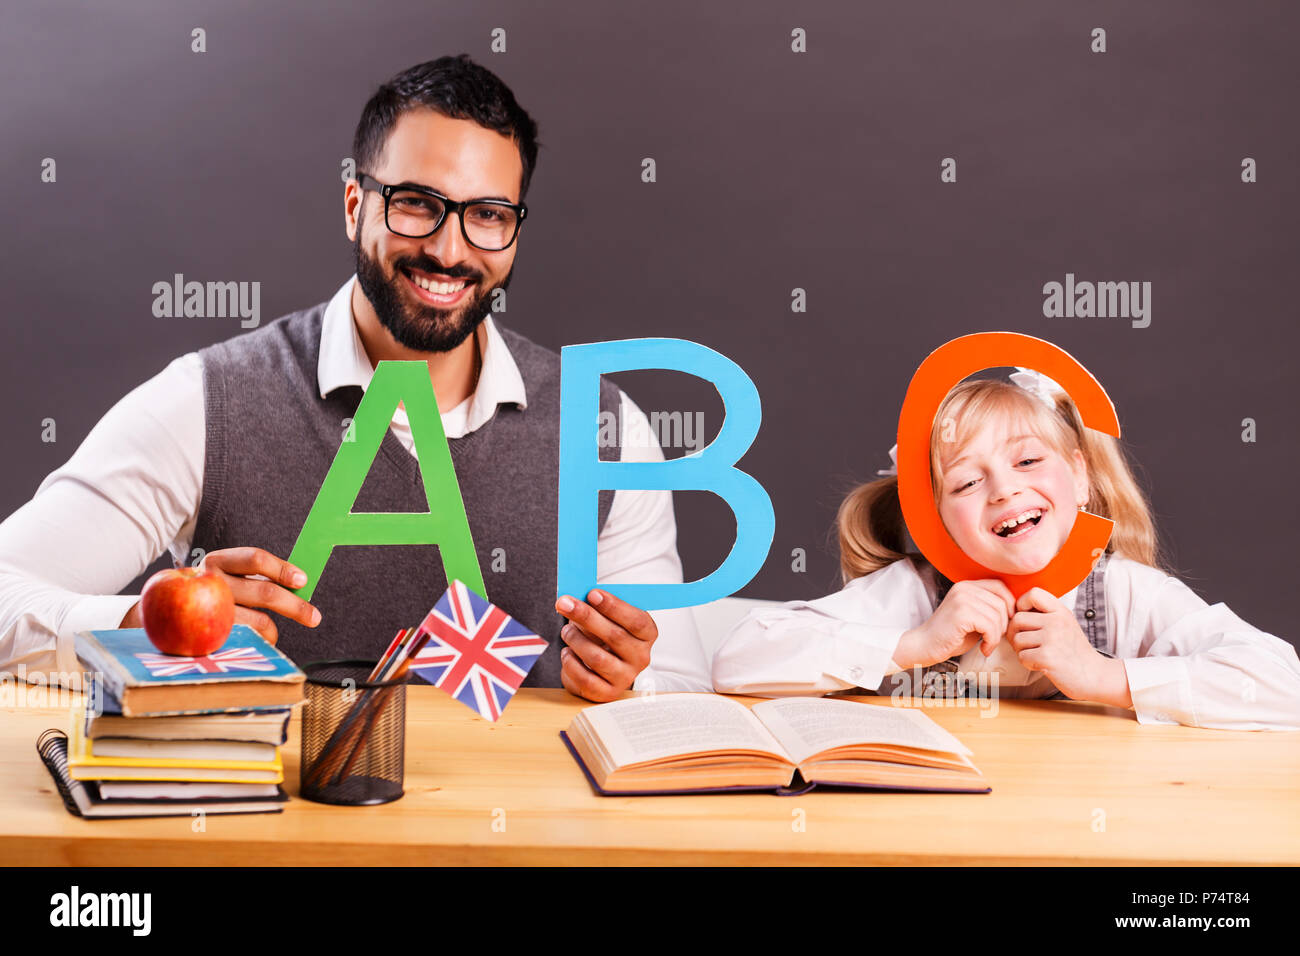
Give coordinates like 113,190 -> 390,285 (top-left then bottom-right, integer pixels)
353,227 -> 509,353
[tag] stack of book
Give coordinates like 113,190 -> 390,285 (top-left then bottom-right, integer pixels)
37,624 -> 304,818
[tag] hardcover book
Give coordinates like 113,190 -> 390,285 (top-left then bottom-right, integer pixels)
74,624 -> 304,717
85,677 -> 291,743
65,718 -> 285,784
562,693 -> 990,796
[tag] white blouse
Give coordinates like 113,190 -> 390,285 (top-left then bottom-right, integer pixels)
711,555 -> 1300,731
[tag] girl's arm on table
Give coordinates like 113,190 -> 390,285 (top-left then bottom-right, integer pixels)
711,558 -> 932,697
1112,558 -> 1300,730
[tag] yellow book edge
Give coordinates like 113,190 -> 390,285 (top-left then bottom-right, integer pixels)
66,710 -> 284,783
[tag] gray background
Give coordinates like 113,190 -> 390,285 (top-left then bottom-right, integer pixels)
2,1 -> 1296,645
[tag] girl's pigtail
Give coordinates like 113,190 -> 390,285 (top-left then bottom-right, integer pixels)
1057,395 -> 1162,570
836,475 -> 908,585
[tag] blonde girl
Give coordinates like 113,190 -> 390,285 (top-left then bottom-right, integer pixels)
712,369 -> 1300,730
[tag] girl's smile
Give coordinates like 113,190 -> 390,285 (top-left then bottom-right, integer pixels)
990,505 -> 1044,540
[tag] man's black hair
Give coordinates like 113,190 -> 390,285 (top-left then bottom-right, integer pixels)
352,54 -> 540,201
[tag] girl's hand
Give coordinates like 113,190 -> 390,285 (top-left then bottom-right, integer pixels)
894,579 -> 1016,669
1006,587 -> 1128,704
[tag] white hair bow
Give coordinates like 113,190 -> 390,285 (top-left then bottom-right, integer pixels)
1008,366 -> 1065,410
876,368 -> 1065,478
877,444 -> 898,478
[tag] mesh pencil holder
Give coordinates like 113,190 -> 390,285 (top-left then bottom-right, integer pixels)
299,659 -> 406,806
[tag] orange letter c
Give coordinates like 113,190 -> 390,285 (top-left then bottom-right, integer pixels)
896,332 -> 1118,599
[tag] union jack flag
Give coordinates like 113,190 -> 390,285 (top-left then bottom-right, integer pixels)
409,580 -> 547,721
135,645 -> 277,677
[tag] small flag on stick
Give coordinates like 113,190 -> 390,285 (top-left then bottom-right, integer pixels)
409,580 -> 548,721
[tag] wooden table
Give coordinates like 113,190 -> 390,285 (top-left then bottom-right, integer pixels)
3,687 -> 1298,865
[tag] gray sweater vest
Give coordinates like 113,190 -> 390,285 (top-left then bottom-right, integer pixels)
190,301 -> 620,687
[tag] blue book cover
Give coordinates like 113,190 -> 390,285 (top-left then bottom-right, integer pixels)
75,624 -> 304,717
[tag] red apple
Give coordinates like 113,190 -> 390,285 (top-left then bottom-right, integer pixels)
140,567 -> 236,656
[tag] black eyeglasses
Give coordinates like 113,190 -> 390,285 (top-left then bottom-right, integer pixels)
356,173 -> 526,251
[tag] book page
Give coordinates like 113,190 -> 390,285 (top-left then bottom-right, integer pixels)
579,694 -> 791,768
751,697 -> 972,765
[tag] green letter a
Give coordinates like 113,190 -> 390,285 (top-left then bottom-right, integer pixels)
287,360 -> 485,601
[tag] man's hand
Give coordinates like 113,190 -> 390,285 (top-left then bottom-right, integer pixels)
119,547 -> 320,647
1006,587 -> 1130,705
555,589 -> 657,703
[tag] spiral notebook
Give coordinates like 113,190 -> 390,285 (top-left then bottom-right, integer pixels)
35,729 -> 287,818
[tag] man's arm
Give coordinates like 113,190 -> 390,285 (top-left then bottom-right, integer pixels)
0,353 -> 205,679
559,390 -> 711,699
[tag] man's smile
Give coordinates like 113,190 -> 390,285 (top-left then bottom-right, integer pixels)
400,264 -> 474,306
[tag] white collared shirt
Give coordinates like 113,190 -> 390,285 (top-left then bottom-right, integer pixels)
711,555 -> 1300,730
0,276 -> 710,691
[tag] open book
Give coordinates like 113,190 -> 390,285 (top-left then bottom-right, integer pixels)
562,694 -> 989,795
